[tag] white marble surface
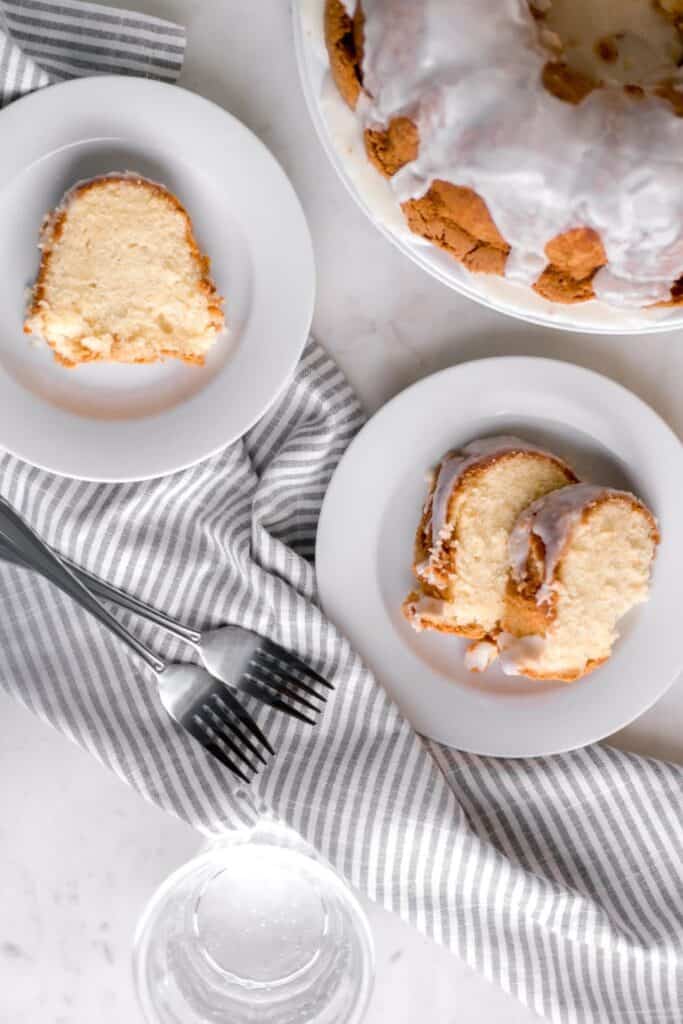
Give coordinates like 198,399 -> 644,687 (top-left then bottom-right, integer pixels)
2,1 -> 683,1022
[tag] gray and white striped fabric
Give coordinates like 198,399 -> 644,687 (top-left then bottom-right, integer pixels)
1,6 -> 682,1023
0,0 -> 184,106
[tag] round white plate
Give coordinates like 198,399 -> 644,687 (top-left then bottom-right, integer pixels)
316,358 -> 683,757
0,76 -> 315,481
293,0 -> 683,336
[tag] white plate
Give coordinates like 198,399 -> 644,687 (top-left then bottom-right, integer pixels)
316,358 -> 683,757
293,0 -> 683,336
0,76 -> 315,481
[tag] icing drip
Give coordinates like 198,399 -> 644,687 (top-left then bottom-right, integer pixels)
465,639 -> 499,672
405,595 -> 448,628
498,632 -> 548,675
347,0 -> 683,306
508,482 -> 646,603
430,436 -> 551,547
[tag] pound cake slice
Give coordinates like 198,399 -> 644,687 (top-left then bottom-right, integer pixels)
500,484 -> 659,681
403,437 -> 578,638
25,174 -> 225,367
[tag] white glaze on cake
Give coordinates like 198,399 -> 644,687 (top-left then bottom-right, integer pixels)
404,594 -> 449,629
498,632 -> 548,676
508,482 -> 649,604
465,639 -> 499,672
341,0 -> 683,307
430,436 -> 550,546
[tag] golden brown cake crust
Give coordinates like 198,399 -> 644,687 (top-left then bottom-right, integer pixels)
534,229 -> 606,307
365,118 -> 419,178
25,174 -> 224,368
323,0 -> 683,306
324,0 -> 363,109
541,62 -> 599,105
545,228 -> 607,280
402,183 -> 510,276
401,591 -> 486,639
533,266 -> 598,304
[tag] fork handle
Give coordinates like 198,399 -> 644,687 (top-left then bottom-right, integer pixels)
62,558 -> 202,645
0,498 -> 165,674
0,536 -> 201,646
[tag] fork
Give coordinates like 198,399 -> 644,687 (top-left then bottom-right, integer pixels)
0,498 -> 272,783
0,535 -> 332,726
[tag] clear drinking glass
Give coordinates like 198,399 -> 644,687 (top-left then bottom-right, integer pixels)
132,822 -> 375,1024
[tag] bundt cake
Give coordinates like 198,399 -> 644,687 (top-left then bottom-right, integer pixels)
324,0 -> 683,307
25,174 -> 225,367
499,484 -> 659,680
403,437 -> 578,637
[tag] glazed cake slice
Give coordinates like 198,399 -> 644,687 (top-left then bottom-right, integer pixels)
403,437 -> 578,638
500,484 -> 659,681
25,174 -> 225,367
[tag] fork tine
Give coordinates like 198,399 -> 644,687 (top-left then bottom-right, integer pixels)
185,717 -> 252,783
270,699 -> 317,726
290,658 -> 334,690
215,683 -> 275,756
209,694 -> 269,766
240,674 -> 318,725
251,651 -> 325,703
204,739 -> 253,782
256,645 -> 332,696
274,643 -> 335,692
249,653 -> 324,699
244,668 -> 321,715
237,676 -> 286,711
198,711 -> 260,775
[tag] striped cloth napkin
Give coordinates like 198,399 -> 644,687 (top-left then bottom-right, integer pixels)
1,5 -> 682,1022
0,0 -> 184,104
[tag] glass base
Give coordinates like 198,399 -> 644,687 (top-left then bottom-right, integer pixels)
133,828 -> 374,1023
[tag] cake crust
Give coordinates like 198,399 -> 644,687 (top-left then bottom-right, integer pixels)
324,0 -> 363,108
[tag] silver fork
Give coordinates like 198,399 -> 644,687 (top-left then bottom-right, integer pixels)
0,498 -> 272,783
0,536 -> 332,726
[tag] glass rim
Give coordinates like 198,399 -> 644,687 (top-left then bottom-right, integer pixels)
132,831 -> 376,1024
